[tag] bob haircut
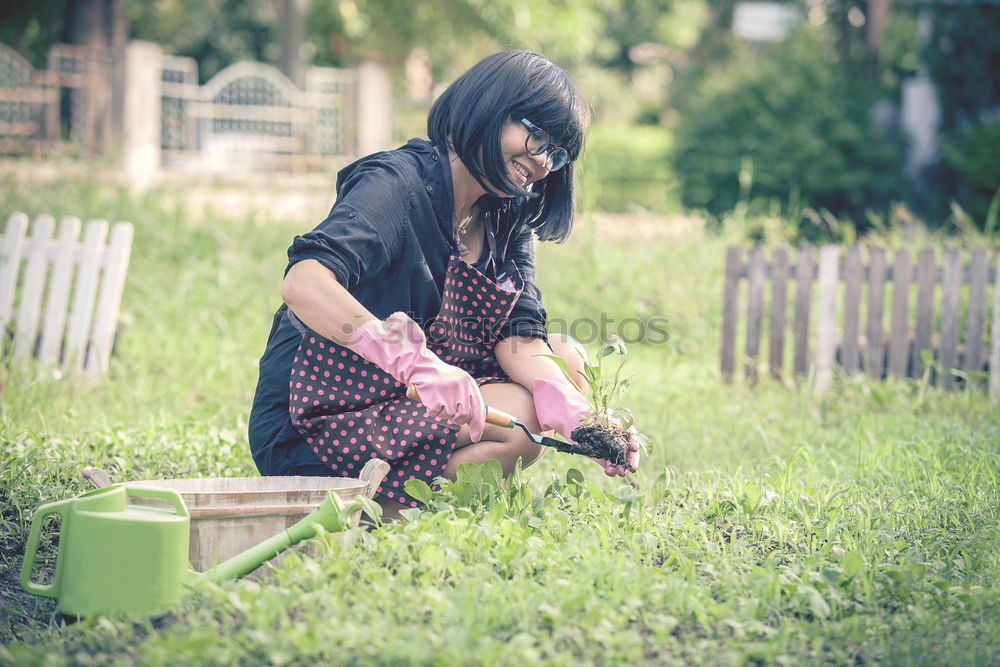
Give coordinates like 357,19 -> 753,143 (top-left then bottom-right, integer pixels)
428,51 -> 590,243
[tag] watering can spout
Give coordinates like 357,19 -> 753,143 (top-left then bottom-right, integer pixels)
198,490 -> 350,583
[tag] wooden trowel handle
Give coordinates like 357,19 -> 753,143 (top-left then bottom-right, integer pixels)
405,385 -> 517,429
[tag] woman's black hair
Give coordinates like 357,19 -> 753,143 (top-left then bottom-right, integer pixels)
427,50 -> 590,243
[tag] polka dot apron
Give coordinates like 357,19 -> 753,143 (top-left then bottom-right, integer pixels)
287,255 -> 523,507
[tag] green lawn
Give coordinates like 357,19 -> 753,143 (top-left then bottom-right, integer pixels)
1,171 -> 997,665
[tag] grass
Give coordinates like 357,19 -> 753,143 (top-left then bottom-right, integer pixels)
1,168 -> 998,665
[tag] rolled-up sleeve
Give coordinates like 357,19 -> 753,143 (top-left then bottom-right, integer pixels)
285,163 -> 408,289
496,223 -> 548,343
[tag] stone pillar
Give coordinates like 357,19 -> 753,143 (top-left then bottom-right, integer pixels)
355,57 -> 393,157
405,47 -> 432,103
122,40 -> 162,192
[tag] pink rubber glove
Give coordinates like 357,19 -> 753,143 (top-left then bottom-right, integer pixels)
532,376 -> 640,477
346,312 -> 486,441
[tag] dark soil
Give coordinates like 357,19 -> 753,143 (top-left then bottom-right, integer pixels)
569,422 -> 630,466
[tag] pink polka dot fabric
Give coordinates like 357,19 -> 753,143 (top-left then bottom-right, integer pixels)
289,256 -> 523,508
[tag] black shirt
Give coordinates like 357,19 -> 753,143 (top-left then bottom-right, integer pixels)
248,138 -> 548,473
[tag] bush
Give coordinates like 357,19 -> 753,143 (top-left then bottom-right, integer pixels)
942,119 -> 1000,227
671,27 -> 901,222
578,123 -> 677,213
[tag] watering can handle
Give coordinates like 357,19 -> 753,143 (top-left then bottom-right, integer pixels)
20,497 -> 74,598
126,487 -> 189,517
82,466 -> 112,489
359,458 -> 390,499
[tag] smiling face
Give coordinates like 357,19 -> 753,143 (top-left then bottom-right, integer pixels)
427,51 -> 588,241
496,118 -> 550,195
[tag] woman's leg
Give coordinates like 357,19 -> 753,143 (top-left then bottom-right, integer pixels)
374,383 -> 540,522
445,381 -> 545,474
375,334 -> 587,522
446,333 -> 588,474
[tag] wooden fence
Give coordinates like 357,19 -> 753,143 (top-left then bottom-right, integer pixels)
721,245 -> 1000,398
0,212 -> 133,378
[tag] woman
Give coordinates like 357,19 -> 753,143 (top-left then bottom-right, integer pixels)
249,51 -> 640,521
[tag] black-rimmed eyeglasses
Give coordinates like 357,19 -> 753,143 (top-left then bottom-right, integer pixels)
521,118 -> 570,172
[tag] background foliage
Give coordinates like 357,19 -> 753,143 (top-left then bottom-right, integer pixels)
1,0 -> 996,230
671,27 -> 900,223
0,2 -> 998,659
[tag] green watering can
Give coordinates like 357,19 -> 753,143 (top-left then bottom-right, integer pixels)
21,484 -> 350,617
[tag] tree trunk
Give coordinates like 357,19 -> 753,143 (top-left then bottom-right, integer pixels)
62,0 -> 127,150
866,0 -> 894,71
280,0 -> 307,89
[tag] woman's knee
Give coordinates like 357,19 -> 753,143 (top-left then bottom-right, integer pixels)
481,383 -> 548,465
454,381 -> 542,447
481,382 -> 541,434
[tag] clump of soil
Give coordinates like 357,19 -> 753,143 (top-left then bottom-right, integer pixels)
569,422 -> 630,467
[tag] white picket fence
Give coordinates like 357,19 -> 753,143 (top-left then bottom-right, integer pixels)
0,212 -> 133,378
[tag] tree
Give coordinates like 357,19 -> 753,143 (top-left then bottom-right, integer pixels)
279,0 -> 306,87
63,0 -> 127,148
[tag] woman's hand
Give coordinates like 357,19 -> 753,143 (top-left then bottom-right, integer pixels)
532,376 -> 641,477
406,358 -> 486,436
592,423 -> 641,477
346,313 -> 487,441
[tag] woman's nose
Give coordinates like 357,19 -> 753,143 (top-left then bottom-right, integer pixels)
527,150 -> 548,172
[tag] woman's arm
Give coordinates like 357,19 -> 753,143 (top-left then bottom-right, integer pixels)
283,258 -> 487,438
497,334 -> 639,476
281,259 -> 377,344
494,335 -> 574,392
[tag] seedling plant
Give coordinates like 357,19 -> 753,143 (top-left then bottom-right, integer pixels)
541,336 -> 638,468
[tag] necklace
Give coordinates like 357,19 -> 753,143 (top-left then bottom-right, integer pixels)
455,206 -> 476,235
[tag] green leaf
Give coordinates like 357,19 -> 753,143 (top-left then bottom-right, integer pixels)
802,586 -> 831,619
350,495 -> 383,527
482,458 -> 503,490
600,335 -> 628,358
403,479 -> 434,505
420,544 -> 445,565
885,569 -> 909,585
453,480 -> 477,506
611,407 -> 634,430
742,482 -> 763,512
486,502 -> 506,526
566,468 -> 585,485
840,552 -> 863,578
456,462 -> 483,485
985,185 -> 1000,237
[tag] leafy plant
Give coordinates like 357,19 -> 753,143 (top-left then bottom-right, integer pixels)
540,336 -> 634,426
539,336 -> 637,467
